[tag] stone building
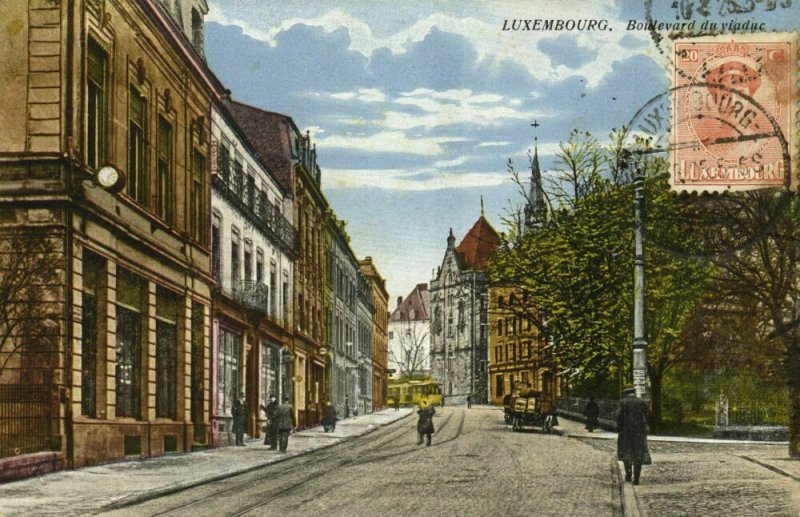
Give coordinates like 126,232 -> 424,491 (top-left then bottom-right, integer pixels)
325,215 -> 361,419
359,257 -> 389,411
388,283 -> 431,379
429,214 -> 500,405
0,0 -> 224,477
356,272 -> 374,415
223,102 -> 327,429
487,287 -> 559,404
208,102 -> 295,446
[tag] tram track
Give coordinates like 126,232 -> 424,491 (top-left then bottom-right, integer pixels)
143,417 -> 415,517
229,409 -> 467,517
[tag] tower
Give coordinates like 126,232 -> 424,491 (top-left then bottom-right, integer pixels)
524,139 -> 547,231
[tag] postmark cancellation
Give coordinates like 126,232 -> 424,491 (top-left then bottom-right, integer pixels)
670,33 -> 797,193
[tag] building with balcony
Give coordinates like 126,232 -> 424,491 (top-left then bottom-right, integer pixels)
326,215 -> 362,419
0,0 -> 224,477
356,271 -> 374,415
430,212 -> 500,405
388,283 -> 431,379
224,102 -> 327,429
209,102 -> 295,446
359,257 -> 389,411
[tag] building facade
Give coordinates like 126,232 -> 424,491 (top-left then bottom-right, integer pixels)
224,102 -> 328,429
388,283 -> 431,379
487,287 -> 559,405
429,215 -> 499,405
208,103 -> 295,446
359,257 -> 389,411
0,0 -> 224,476
356,272 -> 374,415
325,215 -> 362,419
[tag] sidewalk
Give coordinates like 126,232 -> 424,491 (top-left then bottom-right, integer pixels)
557,416 -> 800,516
0,408 -> 413,516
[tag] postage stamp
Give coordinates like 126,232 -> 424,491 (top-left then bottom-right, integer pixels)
670,33 -> 797,192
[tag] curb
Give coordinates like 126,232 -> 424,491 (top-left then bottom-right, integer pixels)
102,411 -> 413,511
616,460 -> 646,517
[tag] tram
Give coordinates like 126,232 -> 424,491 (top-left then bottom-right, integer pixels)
387,376 -> 442,407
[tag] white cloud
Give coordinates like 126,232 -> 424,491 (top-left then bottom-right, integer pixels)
433,156 -> 470,168
314,131 -> 466,155
325,167 -> 509,190
304,125 -> 325,137
329,88 -> 386,103
478,141 -> 511,147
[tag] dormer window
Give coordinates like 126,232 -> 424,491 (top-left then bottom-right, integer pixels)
191,8 -> 205,58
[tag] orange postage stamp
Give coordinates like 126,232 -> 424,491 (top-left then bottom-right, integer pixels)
671,33 -> 797,192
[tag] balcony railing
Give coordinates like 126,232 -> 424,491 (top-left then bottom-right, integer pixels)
213,145 -> 297,259
232,280 -> 269,314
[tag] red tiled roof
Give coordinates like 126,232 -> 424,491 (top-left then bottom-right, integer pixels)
223,99 -> 295,194
455,216 -> 500,271
389,283 -> 430,322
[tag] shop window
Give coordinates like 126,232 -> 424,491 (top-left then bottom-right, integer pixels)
116,268 -> 146,419
81,251 -> 105,417
217,329 -> 240,417
155,286 -> 180,419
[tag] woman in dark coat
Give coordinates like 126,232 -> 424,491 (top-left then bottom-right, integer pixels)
584,396 -> 600,432
617,388 -> 650,485
417,399 -> 436,446
322,400 -> 337,432
232,392 -> 247,446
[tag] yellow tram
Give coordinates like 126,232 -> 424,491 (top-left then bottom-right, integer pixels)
387,376 -> 442,407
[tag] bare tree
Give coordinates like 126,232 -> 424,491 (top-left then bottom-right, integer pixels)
0,228 -> 62,384
389,320 -> 430,378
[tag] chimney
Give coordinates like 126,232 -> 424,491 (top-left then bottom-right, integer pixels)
397,296 -> 403,309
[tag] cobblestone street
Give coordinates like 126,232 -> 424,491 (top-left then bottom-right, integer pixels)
578,437 -> 800,516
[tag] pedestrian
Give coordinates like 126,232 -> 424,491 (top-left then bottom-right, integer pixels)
584,396 -> 600,432
466,394 -> 472,409
393,398 -> 400,411
617,388 -> 651,485
322,400 -> 337,432
416,399 -> 435,446
232,392 -> 247,446
276,394 -> 294,453
260,395 -> 278,449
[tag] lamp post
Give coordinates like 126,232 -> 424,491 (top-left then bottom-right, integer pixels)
623,143 -> 650,400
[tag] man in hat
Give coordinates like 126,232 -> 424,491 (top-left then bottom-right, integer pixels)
232,392 -> 247,446
617,388 -> 650,485
417,399 -> 435,446
260,395 -> 279,449
276,394 -> 295,453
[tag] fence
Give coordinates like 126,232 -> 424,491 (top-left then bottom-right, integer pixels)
716,396 -> 789,427
0,384 -> 56,459
556,396 -> 619,431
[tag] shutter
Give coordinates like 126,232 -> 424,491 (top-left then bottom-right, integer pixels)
87,40 -> 106,86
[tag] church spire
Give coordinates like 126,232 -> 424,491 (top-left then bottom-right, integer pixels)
524,137 -> 547,231
480,195 -> 485,217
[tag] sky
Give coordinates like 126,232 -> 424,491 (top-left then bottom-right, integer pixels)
204,0 -> 799,305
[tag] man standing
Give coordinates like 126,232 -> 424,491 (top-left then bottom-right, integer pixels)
232,392 -> 248,447
584,396 -> 600,432
416,399 -> 435,446
466,394 -> 472,409
276,395 -> 295,453
261,395 -> 279,449
617,388 -> 651,485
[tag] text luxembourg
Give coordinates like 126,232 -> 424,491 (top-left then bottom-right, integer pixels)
501,19 -> 610,31
674,160 -> 785,183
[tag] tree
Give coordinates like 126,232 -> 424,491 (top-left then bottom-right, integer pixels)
389,320 -> 430,378
0,228 -> 62,384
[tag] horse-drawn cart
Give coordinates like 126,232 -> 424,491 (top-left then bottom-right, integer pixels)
504,391 -> 557,433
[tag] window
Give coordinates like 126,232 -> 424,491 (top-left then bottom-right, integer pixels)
243,241 -> 252,283
388,331 -> 394,340
128,87 -> 147,204
211,214 -> 221,282
81,251 -> 105,417
216,143 -> 230,183
495,375 -> 503,397
282,277 -> 288,323
246,173 -> 255,209
231,228 -> 240,285
190,302 -> 205,442
256,250 -> 264,284
270,265 -> 277,317
116,268 -> 146,419
190,149 -> 206,243
495,346 -> 501,363
217,329 -> 240,418
497,318 -> 503,336
156,116 -> 174,224
191,7 -> 204,55
155,287 -> 180,419
87,39 -> 107,170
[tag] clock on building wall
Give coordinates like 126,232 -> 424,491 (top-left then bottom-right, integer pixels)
95,165 -> 126,194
